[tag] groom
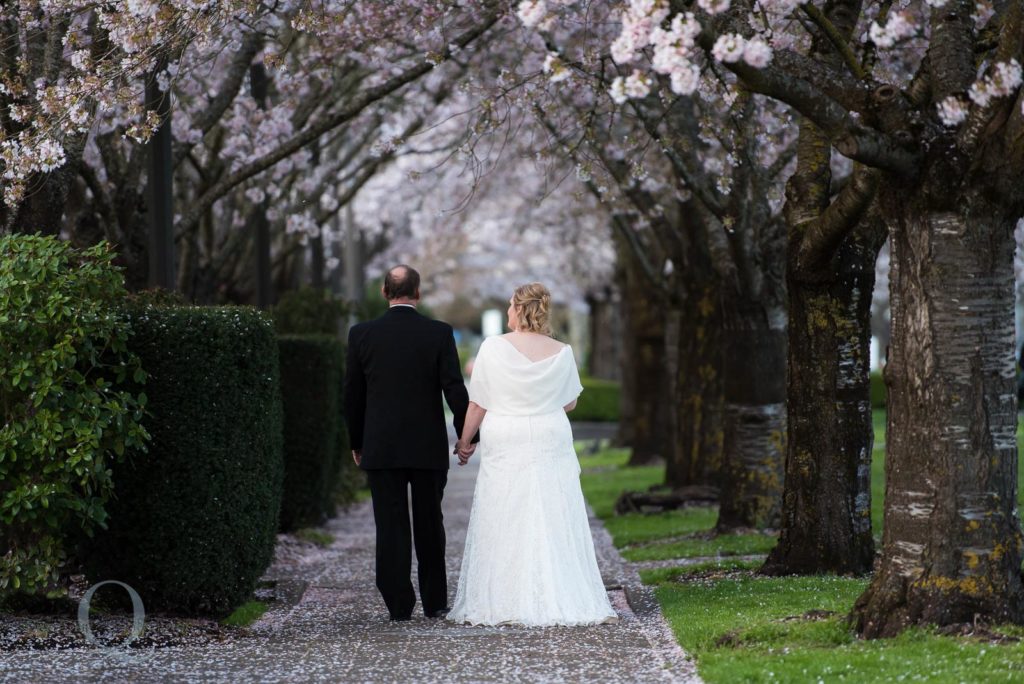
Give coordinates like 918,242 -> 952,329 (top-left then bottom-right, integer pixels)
343,264 -> 475,621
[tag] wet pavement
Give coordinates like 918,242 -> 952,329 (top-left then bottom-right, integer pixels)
0,452 -> 699,683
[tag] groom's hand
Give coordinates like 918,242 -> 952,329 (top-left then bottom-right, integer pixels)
351,450 -> 362,466
455,442 -> 476,466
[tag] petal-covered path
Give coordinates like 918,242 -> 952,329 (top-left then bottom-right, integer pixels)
1,453 -> 699,683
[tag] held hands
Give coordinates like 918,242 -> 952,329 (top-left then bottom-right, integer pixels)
454,441 -> 476,466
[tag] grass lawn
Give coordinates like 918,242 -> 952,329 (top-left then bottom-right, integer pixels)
221,600 -> 268,627
576,413 -> 1024,683
294,528 -> 334,547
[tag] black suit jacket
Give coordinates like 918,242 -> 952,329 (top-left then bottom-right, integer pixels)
343,306 -> 472,470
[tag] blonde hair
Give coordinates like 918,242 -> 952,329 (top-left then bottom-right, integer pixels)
512,282 -> 552,335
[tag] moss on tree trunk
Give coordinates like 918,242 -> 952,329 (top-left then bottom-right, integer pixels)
853,202 -> 1024,637
763,229 -> 880,575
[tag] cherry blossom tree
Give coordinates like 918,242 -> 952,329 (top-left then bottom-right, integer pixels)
1,0 -> 505,285
504,1 -> 797,528
550,0 -> 1024,634
351,128 -> 615,316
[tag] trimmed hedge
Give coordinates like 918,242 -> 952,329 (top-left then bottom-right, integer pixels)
82,305 -> 284,616
573,377 -> 621,422
277,335 -> 356,531
273,287 -> 347,335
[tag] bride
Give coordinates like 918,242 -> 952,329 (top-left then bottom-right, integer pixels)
447,282 -> 619,627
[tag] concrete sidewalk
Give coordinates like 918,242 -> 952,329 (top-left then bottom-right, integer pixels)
0,455 -> 699,683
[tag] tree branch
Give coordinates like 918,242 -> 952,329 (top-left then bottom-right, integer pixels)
721,53 -> 917,174
78,162 -> 119,244
927,0 -> 978,101
174,8 -> 502,239
956,0 -> 1024,155
795,162 -> 880,274
172,32 -> 262,167
630,97 -> 727,218
800,3 -> 867,80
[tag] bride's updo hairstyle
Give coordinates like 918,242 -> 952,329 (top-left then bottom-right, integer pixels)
512,282 -> 552,336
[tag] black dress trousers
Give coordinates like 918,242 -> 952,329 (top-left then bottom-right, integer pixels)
366,468 -> 449,619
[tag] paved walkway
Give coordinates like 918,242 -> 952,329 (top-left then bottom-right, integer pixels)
0,454 -> 699,683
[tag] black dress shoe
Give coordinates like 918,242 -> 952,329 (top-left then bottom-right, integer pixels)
425,607 -> 450,619
389,614 -> 412,622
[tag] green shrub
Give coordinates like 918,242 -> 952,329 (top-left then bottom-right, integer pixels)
0,236 -> 148,597
81,305 -> 283,616
870,370 -> 886,408
277,335 -> 358,531
126,287 -> 188,307
273,287 -> 347,335
573,377 -> 620,422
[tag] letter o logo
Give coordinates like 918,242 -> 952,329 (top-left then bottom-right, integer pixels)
77,580 -> 146,649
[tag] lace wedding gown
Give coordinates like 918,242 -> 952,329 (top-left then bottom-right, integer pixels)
447,336 -> 619,627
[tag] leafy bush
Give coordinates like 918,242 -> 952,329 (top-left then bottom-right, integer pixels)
81,305 -> 283,616
273,287 -> 347,335
277,335 -> 358,531
573,377 -> 620,422
0,236 -> 148,597
126,287 -> 188,307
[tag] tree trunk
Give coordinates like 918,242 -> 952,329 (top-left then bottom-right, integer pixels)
619,253 -> 669,465
763,225 -> 882,574
586,286 -> 622,382
715,295 -> 786,530
145,71 -> 176,291
853,205 -> 1024,637
8,165 -> 78,236
310,234 -> 326,289
250,61 -> 273,308
667,284 -> 724,487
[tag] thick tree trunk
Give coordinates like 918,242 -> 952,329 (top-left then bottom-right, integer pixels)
619,255 -> 669,465
667,284 -> 724,488
310,234 -> 326,289
715,295 -> 786,530
853,206 -> 1024,637
763,227 -> 881,574
117,198 -> 150,292
8,166 -> 78,236
586,286 -> 622,382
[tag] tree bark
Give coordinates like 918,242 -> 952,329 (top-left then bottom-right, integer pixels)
8,165 -> 78,236
763,222 -> 882,574
667,283 -> 724,487
250,62 -> 273,308
586,285 -> 622,382
853,203 -> 1024,636
619,249 -> 669,465
715,294 -> 786,530
761,65 -> 882,570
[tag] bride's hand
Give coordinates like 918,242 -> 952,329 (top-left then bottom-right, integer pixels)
455,441 -> 476,465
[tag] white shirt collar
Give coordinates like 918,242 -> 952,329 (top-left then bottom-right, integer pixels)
389,303 -> 417,309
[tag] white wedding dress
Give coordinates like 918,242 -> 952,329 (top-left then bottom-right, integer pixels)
447,335 -> 619,627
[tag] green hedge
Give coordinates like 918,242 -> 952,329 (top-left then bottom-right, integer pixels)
572,377 -> 621,422
82,305 -> 284,616
273,287 -> 347,335
277,335 -> 358,531
870,370 -> 886,408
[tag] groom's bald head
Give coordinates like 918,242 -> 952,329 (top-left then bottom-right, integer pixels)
383,264 -> 421,301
